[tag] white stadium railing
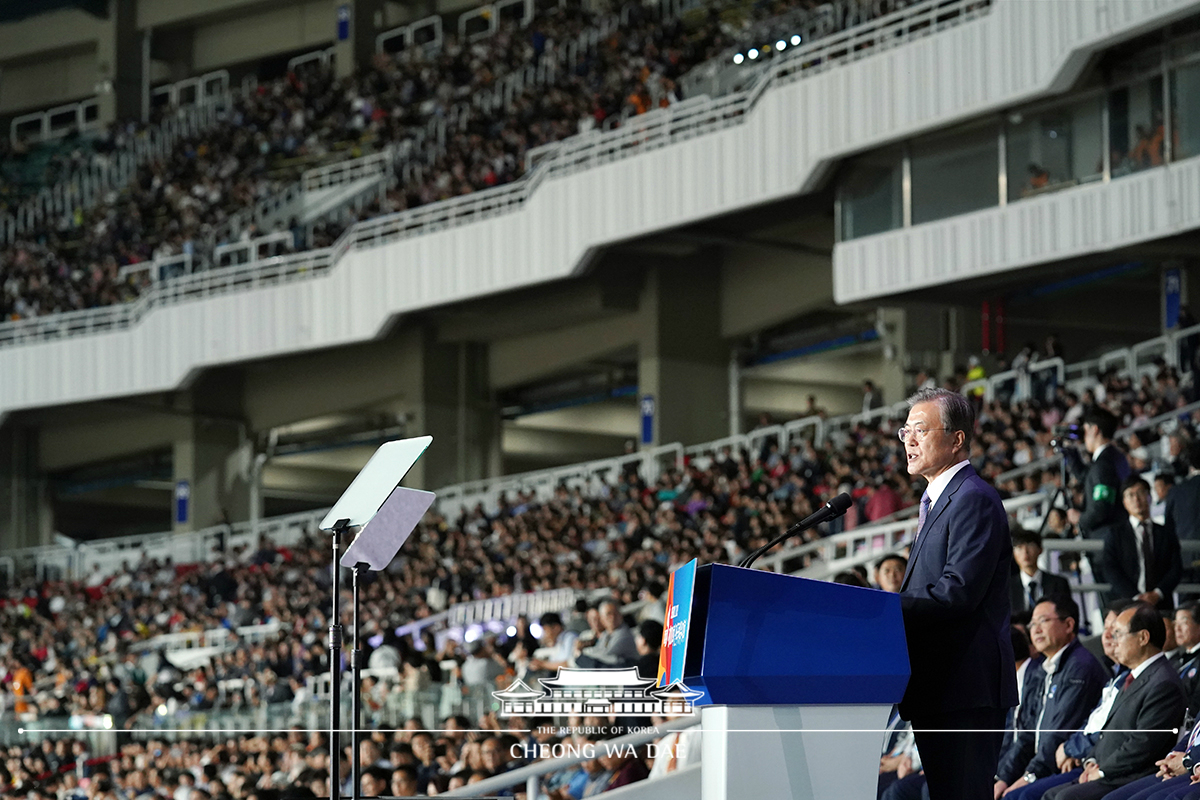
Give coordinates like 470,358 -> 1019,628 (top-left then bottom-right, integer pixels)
0,0 -> 992,350
6,313 -> 1191,584
1,71 -> 233,246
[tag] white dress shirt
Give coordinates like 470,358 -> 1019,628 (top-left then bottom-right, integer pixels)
1020,570 -> 1046,610
926,459 -> 971,507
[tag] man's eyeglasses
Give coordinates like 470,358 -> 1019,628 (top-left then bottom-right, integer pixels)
1108,628 -> 1139,640
897,426 -> 951,443
1030,615 -> 1063,627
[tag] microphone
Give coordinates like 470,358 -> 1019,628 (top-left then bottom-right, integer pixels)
737,492 -> 853,570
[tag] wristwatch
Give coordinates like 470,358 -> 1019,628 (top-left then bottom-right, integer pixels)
1023,772 -> 1038,785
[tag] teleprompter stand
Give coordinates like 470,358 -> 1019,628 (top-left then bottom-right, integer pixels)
318,436 -> 436,800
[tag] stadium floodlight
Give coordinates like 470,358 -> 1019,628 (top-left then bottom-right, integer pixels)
791,34 -> 802,45
776,39 -> 787,50
748,48 -> 760,59
733,53 -> 745,64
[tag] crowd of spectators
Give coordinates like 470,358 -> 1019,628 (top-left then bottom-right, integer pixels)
1,0 -> 926,323
0,353 -> 1197,796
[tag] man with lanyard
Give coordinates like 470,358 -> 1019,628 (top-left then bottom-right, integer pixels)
995,596 -> 1108,798
1004,601 -> 1136,800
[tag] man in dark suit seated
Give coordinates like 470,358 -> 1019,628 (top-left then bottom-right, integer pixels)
1011,529 -> 1074,624
1041,603 -> 1187,800
1172,602 -> 1200,720
1103,477 -> 1182,611
1165,442 -> 1200,542
897,387 -> 1017,799
1165,441 -> 1200,600
994,596 -> 1109,797
1090,712 -> 1200,800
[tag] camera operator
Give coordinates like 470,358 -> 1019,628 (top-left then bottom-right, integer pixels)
1067,408 -> 1131,541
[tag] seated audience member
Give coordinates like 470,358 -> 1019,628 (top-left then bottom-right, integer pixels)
875,554 -> 907,594
1164,441 -> 1200,544
461,636 -> 508,688
1010,529 -> 1073,623
1096,709 -> 1200,800
1152,474 -> 1173,523
598,744 -> 650,791
1040,603 -> 1186,800
359,766 -> 390,797
833,570 -> 870,587
994,596 -> 1108,797
575,600 -> 638,669
634,620 -> 664,681
1173,602 -> 1200,718
1103,477 -> 1182,610
389,764 -> 419,797
1006,602 -> 1135,799
526,612 -> 578,679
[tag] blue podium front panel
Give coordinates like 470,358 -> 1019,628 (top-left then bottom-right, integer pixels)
683,564 -> 910,706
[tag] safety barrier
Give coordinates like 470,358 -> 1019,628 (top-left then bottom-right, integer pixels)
0,0 -> 992,345
444,717 -> 699,799
1,95 -> 228,246
128,621 -> 283,655
213,231 -> 295,268
149,70 -> 230,114
118,252 -> 194,284
287,47 -> 336,73
436,442 -> 685,518
3,309 -> 1190,584
10,97 -> 101,144
764,492 -> 1050,579
376,15 -> 444,54
302,149 -> 392,192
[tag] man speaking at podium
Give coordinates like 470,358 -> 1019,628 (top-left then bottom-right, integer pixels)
897,388 -> 1018,800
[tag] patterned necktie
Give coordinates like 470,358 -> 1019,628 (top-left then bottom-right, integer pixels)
1140,522 -> 1154,588
916,491 -> 931,539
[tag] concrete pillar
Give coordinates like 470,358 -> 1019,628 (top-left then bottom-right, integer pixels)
95,0 -> 143,126
332,0 -> 386,79
391,328 -> 500,489
172,420 -> 249,533
638,255 -> 729,448
875,307 -> 909,405
0,422 -> 53,550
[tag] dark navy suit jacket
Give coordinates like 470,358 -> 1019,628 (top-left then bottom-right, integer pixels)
898,463 -> 1019,720
995,639 -> 1109,783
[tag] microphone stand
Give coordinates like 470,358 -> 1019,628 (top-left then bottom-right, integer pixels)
328,519 -> 349,800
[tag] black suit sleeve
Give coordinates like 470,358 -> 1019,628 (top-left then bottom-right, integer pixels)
1080,456 -> 1122,536
1096,672 -> 1186,780
1164,491 -> 1178,543
1154,524 -> 1183,598
1103,528 -> 1139,600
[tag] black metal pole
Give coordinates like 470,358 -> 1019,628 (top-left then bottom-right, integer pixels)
329,519 -> 348,800
350,563 -> 364,800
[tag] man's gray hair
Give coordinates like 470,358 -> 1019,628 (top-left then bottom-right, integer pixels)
907,387 -> 974,450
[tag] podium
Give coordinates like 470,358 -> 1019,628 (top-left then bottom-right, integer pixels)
677,564 -> 910,800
